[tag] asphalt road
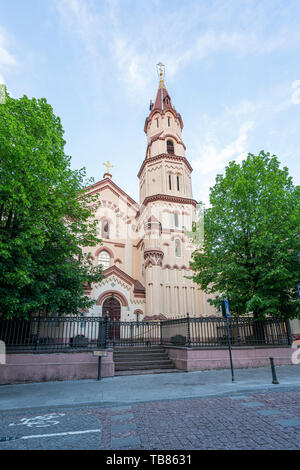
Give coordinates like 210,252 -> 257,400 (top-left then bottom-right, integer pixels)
1,387 -> 300,450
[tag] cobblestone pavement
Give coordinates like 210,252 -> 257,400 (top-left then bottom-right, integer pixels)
1,388 -> 300,450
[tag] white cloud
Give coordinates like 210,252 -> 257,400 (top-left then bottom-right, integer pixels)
192,121 -> 254,175
56,0 -> 106,71
0,26 -> 17,81
291,80 -> 300,105
55,0 -> 300,102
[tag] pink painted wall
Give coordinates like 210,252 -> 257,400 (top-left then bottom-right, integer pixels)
166,346 -> 293,371
0,350 -> 115,385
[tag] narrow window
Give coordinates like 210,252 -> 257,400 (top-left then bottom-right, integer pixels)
175,239 -> 181,257
177,175 -> 180,191
168,174 -> 172,190
174,213 -> 179,227
168,117 -> 171,127
101,220 -> 109,239
156,118 -> 159,128
167,140 -> 174,155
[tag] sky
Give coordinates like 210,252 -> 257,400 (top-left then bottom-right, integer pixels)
0,0 -> 299,206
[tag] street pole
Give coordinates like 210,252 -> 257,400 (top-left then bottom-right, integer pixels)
97,356 -> 102,381
221,299 -> 235,383
269,357 -> 279,384
225,315 -> 235,383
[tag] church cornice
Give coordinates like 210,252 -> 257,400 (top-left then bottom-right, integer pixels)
136,195 -> 198,219
138,154 -> 193,178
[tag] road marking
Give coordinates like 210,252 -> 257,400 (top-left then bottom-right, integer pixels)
1,429 -> 101,442
9,413 -> 65,428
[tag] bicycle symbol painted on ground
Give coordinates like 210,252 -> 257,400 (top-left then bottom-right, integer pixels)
9,413 -> 65,428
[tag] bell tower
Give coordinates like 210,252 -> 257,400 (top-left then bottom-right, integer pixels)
138,62 -> 194,204
137,64 -> 199,318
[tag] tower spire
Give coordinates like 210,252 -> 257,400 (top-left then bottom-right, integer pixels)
156,62 -> 165,110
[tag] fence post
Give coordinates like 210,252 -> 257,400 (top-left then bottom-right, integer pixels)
104,315 -> 109,349
35,314 -> 41,351
285,319 -> 293,345
130,323 -> 134,346
187,312 -> 192,348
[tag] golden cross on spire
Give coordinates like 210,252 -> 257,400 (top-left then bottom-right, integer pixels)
157,61 -> 165,79
156,62 -> 166,91
103,160 -> 114,175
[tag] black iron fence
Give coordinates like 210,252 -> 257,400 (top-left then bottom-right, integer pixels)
0,315 -> 291,353
162,315 -> 291,348
0,316 -> 108,353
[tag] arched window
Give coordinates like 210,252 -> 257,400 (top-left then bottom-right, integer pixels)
167,140 -> 174,155
101,220 -> 109,239
98,250 -> 110,269
175,239 -> 181,257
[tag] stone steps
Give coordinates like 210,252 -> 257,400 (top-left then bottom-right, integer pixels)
113,346 -> 177,375
115,368 -> 181,376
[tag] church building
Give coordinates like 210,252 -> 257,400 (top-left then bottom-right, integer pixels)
84,65 -> 217,322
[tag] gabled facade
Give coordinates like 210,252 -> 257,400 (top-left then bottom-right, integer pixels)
84,72 -> 217,321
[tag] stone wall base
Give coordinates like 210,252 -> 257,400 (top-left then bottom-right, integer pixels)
166,346 -> 293,371
0,350 -> 115,385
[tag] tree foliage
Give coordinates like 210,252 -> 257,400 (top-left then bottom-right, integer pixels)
190,151 -> 300,319
0,91 -> 104,318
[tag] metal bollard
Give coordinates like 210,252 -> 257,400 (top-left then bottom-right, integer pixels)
269,357 -> 279,384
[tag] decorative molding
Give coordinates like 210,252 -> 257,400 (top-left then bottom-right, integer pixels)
101,276 -> 131,291
144,249 -> 164,267
143,314 -> 167,321
102,265 -> 136,287
96,290 -> 128,307
162,264 -> 189,270
138,154 -> 193,178
95,246 -> 115,259
141,194 -> 198,209
133,309 -> 144,316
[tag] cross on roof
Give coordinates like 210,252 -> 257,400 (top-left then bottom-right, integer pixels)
103,160 -> 114,175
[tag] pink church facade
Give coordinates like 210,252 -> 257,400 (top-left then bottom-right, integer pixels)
83,72 -> 218,322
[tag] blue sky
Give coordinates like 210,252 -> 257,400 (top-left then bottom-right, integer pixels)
0,0 -> 299,205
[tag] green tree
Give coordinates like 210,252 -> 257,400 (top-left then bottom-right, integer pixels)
0,91 -> 104,318
190,151 -> 300,319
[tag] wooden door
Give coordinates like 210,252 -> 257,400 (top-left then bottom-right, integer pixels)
102,297 -> 121,340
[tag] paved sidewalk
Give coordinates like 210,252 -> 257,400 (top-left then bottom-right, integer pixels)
0,364 -> 299,411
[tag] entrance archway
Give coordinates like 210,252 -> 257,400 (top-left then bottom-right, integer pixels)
102,296 -> 121,340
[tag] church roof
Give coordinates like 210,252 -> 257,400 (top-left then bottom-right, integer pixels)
102,265 -> 145,296
144,78 -> 183,132
151,80 -> 173,112
84,176 -> 139,211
